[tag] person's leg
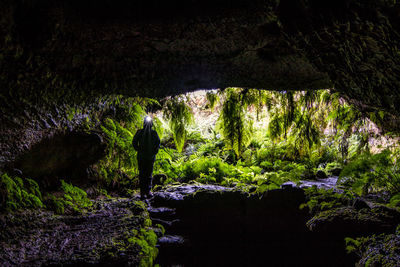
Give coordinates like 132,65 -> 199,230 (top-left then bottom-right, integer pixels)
142,158 -> 155,197
138,157 -> 146,199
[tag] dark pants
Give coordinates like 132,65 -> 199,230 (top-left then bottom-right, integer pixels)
137,157 -> 155,196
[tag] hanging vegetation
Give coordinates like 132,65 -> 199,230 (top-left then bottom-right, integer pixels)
162,97 -> 194,153
206,91 -> 220,111
217,88 -> 253,158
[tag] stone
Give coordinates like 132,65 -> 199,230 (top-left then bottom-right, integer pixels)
2,0 -> 400,166
153,174 -> 168,186
355,233 -> 400,266
352,198 -> 370,210
307,205 -> 400,237
0,198 -> 151,266
330,168 -> 343,176
10,132 -> 107,187
316,170 -> 328,179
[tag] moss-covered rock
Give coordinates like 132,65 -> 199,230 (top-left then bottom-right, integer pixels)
307,205 -> 400,236
0,197 -> 158,266
346,232 -> 400,267
0,173 -> 43,211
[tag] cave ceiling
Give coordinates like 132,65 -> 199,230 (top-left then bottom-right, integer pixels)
1,0 -> 400,126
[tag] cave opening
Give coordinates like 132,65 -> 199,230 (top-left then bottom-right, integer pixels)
2,0 -> 400,265
2,87 -> 400,266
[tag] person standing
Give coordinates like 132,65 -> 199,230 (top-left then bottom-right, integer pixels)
132,116 -> 160,199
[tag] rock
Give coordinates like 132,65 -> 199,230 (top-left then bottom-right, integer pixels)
330,168 -> 343,176
355,233 -> 400,266
158,235 -> 186,245
282,177 -> 338,189
153,174 -> 168,186
316,170 -> 328,179
352,198 -> 370,210
0,198 -> 153,266
307,205 -> 400,236
11,132 -> 107,187
151,183 -> 356,266
301,171 -> 317,180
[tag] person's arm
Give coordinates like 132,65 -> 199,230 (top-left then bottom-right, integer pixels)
132,130 -> 141,151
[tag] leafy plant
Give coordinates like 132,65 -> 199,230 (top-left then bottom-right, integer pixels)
163,97 -> 194,152
338,150 -> 395,195
217,88 -> 253,158
206,91 -> 219,111
300,186 -> 354,214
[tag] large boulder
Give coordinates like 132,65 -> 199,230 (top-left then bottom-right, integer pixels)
307,205 -> 400,236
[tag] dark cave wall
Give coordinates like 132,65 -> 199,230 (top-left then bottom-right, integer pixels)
1,0 -> 400,169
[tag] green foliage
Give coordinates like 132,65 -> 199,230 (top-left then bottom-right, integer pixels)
45,180 -> 92,214
44,194 -> 65,214
324,162 -> 343,176
181,156 -> 234,183
0,173 -> 43,211
338,150 -> 398,195
389,193 -> 400,207
88,90 -> 398,202
128,228 -> 158,267
61,180 -> 92,209
345,237 -> 362,254
206,91 -> 219,111
163,97 -> 194,152
99,117 -> 141,186
300,186 -> 354,214
217,88 -> 253,157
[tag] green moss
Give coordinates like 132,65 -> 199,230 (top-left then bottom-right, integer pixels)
61,180 -> 92,210
44,195 -> 65,214
128,228 -> 159,267
345,237 -> 361,254
300,186 -> 354,214
44,181 -> 92,214
0,173 -> 43,211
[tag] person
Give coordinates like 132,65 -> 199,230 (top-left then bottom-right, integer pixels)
132,116 -> 160,199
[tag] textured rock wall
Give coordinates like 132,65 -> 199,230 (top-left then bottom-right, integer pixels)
1,0 -> 400,171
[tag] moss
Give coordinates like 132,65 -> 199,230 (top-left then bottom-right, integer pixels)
131,201 -> 147,213
347,233 -> 400,266
155,224 -> 165,236
0,173 -> 43,211
44,195 -> 65,214
300,186 -> 353,214
60,180 -> 92,212
128,228 -> 159,267
44,181 -> 92,214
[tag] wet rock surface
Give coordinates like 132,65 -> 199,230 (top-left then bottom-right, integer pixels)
150,183 -> 356,266
283,176 -> 339,189
0,198 -> 146,266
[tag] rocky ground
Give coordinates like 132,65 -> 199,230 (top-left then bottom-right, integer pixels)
0,197 -> 158,266
1,182 -> 400,266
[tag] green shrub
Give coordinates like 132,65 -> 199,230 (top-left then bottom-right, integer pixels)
338,150 -> 400,195
181,156 -> 233,183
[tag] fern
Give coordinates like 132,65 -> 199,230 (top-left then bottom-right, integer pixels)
162,97 -> 194,152
217,88 -> 253,158
206,91 -> 219,111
